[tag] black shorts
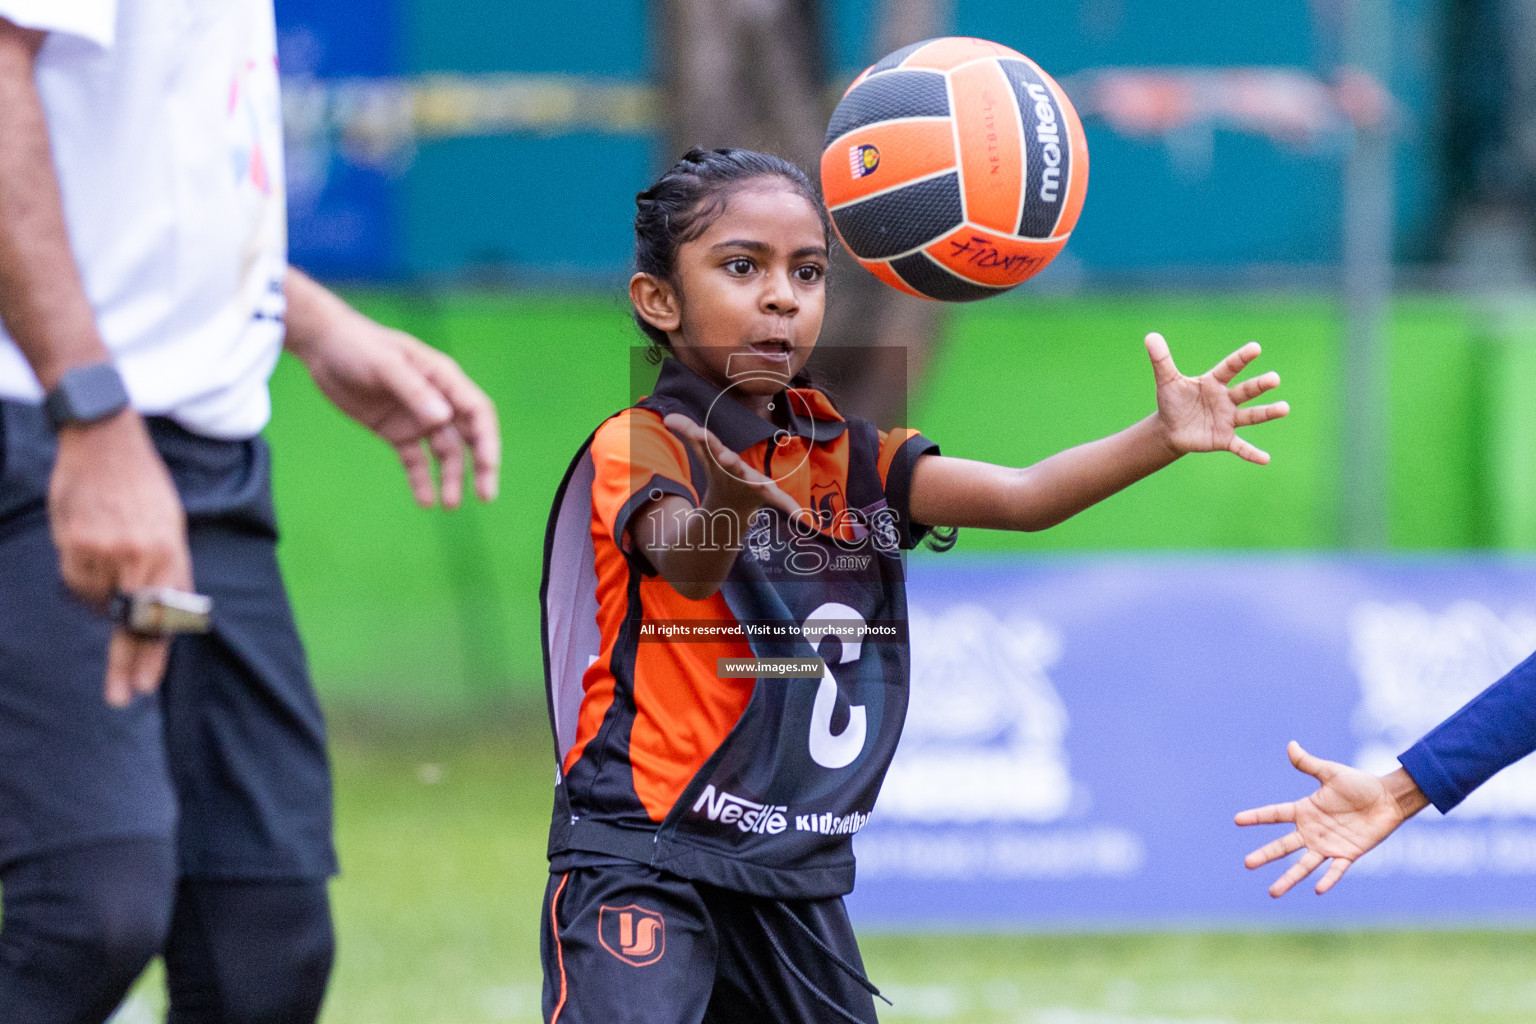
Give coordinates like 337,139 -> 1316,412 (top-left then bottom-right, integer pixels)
0,400 -> 336,878
541,860 -> 882,1024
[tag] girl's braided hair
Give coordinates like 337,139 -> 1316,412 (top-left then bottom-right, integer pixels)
632,146 -> 832,364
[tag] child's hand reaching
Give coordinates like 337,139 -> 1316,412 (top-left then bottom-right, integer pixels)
1235,741 -> 1429,897
662,414 -> 802,520
1145,332 -> 1289,465
628,414 -> 802,602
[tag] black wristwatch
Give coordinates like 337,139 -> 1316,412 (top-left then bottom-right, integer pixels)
43,362 -> 130,432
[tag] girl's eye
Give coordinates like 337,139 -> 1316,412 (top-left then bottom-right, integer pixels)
795,265 -> 824,283
726,258 -> 754,275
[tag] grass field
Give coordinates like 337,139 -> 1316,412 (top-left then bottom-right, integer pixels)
109,713 -> 1536,1024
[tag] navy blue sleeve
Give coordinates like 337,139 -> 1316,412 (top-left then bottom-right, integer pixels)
881,432 -> 940,550
1398,648 -> 1536,813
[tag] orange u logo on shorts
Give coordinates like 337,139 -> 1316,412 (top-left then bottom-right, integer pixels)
598,904 -> 666,966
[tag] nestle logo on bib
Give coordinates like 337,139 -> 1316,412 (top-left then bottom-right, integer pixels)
691,785 -> 788,835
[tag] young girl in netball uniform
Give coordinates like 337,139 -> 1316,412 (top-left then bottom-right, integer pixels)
540,147 -> 1288,1024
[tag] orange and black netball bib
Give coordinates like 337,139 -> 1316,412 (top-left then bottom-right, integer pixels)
540,358 -> 938,899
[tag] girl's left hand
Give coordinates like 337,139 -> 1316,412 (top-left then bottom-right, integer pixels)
1145,332 -> 1290,465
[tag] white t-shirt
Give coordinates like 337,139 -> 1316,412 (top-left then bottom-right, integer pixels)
0,0 -> 288,439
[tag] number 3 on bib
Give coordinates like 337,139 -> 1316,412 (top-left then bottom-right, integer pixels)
802,602 -> 868,769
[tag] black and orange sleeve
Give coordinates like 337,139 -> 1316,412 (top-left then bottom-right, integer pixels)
877,427 -> 941,550
589,408 -> 699,566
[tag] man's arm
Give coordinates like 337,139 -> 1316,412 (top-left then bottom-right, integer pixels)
282,268 -> 501,508
0,17 -> 191,707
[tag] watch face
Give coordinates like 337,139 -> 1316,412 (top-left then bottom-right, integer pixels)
46,363 -> 130,429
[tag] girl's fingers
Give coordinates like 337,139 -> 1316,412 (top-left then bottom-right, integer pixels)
663,413 -> 799,516
1209,342 -> 1262,385
665,414 -> 735,477
1270,849 -> 1325,898
665,414 -> 735,470
1234,401 -> 1290,427
1228,436 -> 1271,465
1228,371 -> 1281,405
1144,332 -> 1181,387
756,480 -> 803,518
1235,801 -> 1298,828
1244,830 -> 1305,869
663,413 -> 709,448
1315,857 -> 1353,894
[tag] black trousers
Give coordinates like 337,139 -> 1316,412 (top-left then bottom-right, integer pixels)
0,401 -> 339,1022
542,860 -> 882,1024
0,836 -> 334,1024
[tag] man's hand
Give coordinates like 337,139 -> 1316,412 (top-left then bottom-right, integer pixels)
50,412 -> 192,707
284,270 -> 500,508
1,17 -> 193,706
1235,740 -> 1430,897
1145,332 -> 1289,465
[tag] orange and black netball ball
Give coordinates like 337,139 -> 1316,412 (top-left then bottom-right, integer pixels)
820,37 -> 1089,301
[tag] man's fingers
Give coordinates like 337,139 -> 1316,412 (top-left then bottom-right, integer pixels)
1228,436 -> 1271,465
428,423 -> 466,510
104,630 -> 169,707
1270,849 -> 1325,899
377,348 -> 454,432
104,630 -> 136,708
397,440 -> 436,507
1235,801 -> 1298,828
56,544 -> 115,608
1244,829 -> 1304,869
103,535 -> 189,705
1234,401 -> 1290,428
1144,332 -> 1180,387
125,632 -> 170,696
1210,341 -> 1262,385
1228,372 -> 1281,405
1315,857 -> 1353,895
413,347 -> 501,502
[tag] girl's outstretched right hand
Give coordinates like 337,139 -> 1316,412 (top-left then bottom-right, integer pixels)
663,413 -> 802,521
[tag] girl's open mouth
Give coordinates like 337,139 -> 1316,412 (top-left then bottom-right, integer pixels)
749,339 -> 792,360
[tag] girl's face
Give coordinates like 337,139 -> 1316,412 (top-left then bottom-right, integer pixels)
631,181 -> 828,411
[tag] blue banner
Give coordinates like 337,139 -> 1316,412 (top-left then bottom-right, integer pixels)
847,556 -> 1536,927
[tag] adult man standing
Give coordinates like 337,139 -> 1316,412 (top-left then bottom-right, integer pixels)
0,3 -> 500,1022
